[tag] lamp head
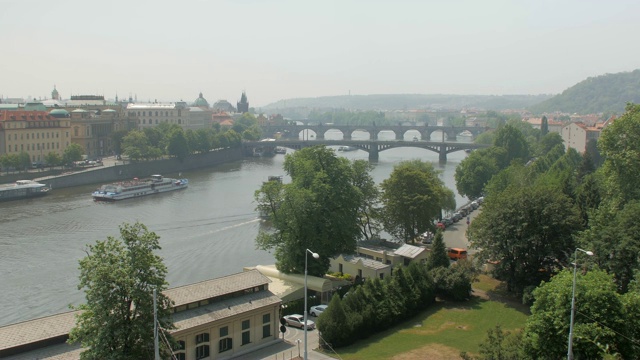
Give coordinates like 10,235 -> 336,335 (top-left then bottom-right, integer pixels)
312,252 -> 320,259
586,251 -> 594,256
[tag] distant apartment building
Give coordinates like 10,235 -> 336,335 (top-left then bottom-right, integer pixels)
127,102 -> 190,129
524,117 -> 564,134
65,108 -> 137,158
0,110 -> 71,163
561,122 -> 602,153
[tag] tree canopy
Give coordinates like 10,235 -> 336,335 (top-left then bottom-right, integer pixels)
380,160 -> 455,243
255,146 -> 363,276
68,222 -> 174,359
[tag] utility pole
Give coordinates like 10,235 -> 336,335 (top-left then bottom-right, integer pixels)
154,288 -> 160,360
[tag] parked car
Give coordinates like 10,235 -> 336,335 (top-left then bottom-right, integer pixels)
452,212 -> 463,222
310,304 -> 328,317
442,218 -> 453,227
470,201 -> 479,210
419,231 -> 434,244
283,314 -> 316,330
448,248 -> 468,261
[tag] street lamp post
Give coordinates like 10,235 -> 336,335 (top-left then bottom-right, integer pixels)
567,247 -> 594,360
304,248 -> 319,360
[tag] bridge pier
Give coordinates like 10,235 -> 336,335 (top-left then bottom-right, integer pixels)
369,144 -> 379,162
439,146 -> 447,163
316,131 -> 324,140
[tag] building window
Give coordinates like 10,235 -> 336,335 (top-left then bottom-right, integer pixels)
358,269 -> 363,278
173,340 -> 186,360
242,319 -> 251,345
196,345 -> 209,360
219,326 -> 232,353
339,264 -> 343,273
262,313 -> 272,339
219,338 -> 232,353
196,332 -> 209,344
380,273 -> 384,279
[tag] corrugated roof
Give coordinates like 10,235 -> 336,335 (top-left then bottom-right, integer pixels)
165,269 -> 271,307
172,290 -> 281,332
394,244 -> 427,259
0,311 -> 78,352
341,255 -> 390,270
0,270 -> 271,354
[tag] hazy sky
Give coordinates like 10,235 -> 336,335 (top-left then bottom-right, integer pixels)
2,0 -> 638,107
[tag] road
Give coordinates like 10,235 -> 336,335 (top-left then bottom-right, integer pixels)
443,207 -> 481,254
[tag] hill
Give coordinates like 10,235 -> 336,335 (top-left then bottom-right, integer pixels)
260,94 -> 551,113
529,69 -> 640,115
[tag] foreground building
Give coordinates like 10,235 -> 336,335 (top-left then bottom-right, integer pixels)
0,270 -> 282,359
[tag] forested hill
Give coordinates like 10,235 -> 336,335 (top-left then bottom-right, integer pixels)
261,94 -> 551,112
529,69 -> 640,115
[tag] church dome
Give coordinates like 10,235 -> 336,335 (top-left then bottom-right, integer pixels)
213,99 -> 235,112
49,109 -> 70,118
192,92 -> 209,108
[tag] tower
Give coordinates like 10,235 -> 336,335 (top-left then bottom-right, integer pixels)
237,91 -> 249,113
51,85 -> 60,100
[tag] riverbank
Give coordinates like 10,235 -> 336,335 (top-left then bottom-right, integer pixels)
0,148 -> 242,190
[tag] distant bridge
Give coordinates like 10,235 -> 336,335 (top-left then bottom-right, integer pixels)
242,139 -> 490,162
259,123 -> 491,141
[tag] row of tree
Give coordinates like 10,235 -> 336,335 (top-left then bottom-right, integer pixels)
254,146 -> 456,276
0,143 -> 85,173
112,113 -> 261,162
459,104 -> 640,358
318,231 -> 475,348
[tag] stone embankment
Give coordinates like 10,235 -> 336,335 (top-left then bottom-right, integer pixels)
1,148 -> 242,190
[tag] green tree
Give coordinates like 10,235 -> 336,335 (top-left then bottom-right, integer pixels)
122,130 -> 151,161
598,103 -> 640,204
462,325 -> 525,360
540,116 -> 549,136
351,159 -> 382,241
63,143 -> 84,165
493,124 -> 529,165
18,151 -> 31,170
167,128 -> 189,161
44,151 -> 63,169
0,153 -> 20,173
455,148 -> 500,199
380,160 -> 455,243
316,294 -> 353,348
255,146 -> 362,276
469,184 -> 582,294
523,269 -> 633,359
579,200 -> 640,293
536,132 -> 563,156
426,230 -> 449,270
110,129 -> 129,156
68,222 -> 174,359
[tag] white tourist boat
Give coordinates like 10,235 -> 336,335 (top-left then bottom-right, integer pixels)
0,180 -> 50,201
92,174 -> 188,201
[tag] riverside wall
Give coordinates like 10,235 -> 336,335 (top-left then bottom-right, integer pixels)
26,148 -> 242,189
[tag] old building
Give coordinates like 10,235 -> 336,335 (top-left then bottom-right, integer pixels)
0,110 -> 71,163
127,102 -> 190,129
0,270 -> 282,359
561,122 -> 602,153
66,108 -> 136,158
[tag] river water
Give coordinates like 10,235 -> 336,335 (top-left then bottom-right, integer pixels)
0,130 -> 470,327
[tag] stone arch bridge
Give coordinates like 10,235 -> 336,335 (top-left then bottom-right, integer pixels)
242,139 -> 489,162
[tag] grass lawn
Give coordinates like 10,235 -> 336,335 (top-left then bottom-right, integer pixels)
329,275 -> 529,360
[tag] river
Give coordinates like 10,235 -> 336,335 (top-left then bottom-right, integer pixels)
0,130 -> 470,327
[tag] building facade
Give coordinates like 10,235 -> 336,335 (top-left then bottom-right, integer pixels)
67,108 -> 136,158
0,110 -> 71,163
561,122 -> 602,153
0,270 -> 282,359
127,102 -> 190,129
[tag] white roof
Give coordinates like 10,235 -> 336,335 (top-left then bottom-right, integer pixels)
394,244 -> 427,259
126,103 -> 177,110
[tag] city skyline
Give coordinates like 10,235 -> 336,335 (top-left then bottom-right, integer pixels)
2,0 -> 639,107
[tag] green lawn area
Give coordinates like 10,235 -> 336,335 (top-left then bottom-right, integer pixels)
329,276 -> 529,360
